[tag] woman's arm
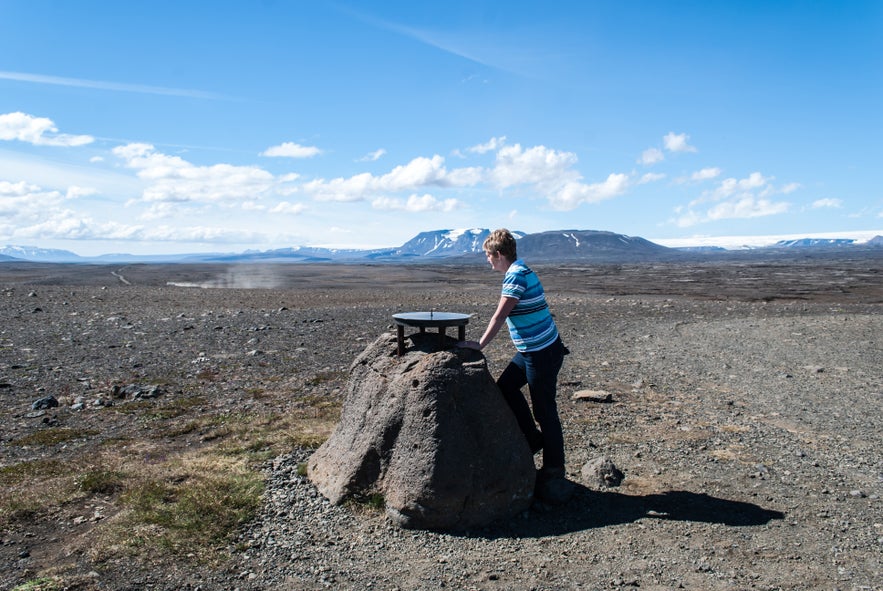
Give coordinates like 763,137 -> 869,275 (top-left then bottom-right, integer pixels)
459,296 -> 517,350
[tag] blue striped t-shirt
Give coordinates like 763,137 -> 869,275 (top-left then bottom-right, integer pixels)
501,260 -> 559,352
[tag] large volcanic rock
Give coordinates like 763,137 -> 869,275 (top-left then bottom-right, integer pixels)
307,332 -> 535,530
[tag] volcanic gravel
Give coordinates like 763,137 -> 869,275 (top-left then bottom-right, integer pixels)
0,258 -> 880,591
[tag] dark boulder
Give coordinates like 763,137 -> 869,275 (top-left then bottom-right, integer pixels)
308,332 -> 535,530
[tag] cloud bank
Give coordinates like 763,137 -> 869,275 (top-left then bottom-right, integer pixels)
0,113 -> 818,250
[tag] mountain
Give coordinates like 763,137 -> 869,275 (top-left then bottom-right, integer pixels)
773,238 -> 857,248
397,229 -> 497,257
2,230 -> 880,264
518,230 -> 673,261
201,246 -> 399,263
0,245 -> 85,262
391,228 -> 674,261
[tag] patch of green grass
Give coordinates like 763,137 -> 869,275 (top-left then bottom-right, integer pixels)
0,459 -> 73,525
11,428 -> 98,447
306,370 -> 346,386
0,459 -> 68,486
119,464 -> 264,556
112,400 -> 154,414
11,578 -> 59,591
116,395 -> 207,421
78,469 -> 127,495
1,393 -> 341,566
345,491 -> 386,515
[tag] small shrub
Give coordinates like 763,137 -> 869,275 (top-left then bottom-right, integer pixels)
79,469 -> 126,495
367,492 -> 385,510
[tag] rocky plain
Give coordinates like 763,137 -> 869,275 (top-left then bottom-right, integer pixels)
0,250 -> 880,591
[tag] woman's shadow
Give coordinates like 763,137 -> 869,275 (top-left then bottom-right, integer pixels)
475,484 -> 784,538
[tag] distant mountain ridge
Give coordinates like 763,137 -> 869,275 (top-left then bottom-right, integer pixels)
1,231 -> 880,264
773,238 -> 857,248
398,228 -> 500,257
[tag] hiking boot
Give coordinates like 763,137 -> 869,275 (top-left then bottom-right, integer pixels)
535,466 -> 575,505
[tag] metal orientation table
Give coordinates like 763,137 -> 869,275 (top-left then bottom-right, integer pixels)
392,311 -> 470,356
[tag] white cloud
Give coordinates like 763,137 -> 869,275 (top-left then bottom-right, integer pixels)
812,198 -> 842,209
445,166 -> 485,186
261,141 -> 322,158
639,172 -> 666,184
114,143 -> 277,204
304,155 -> 456,202
469,136 -> 507,154
371,193 -> 460,213
701,172 -> 770,203
691,167 -> 721,181
548,173 -> 630,210
674,171 -> 792,227
639,147 -> 664,165
270,201 -> 307,215
0,180 -> 123,243
491,144 -> 578,189
303,141 -> 635,213
358,148 -> 387,162
663,132 -> 697,153
139,202 -> 179,221
0,111 -> 94,147
383,155 -> 449,189
0,180 -> 64,219
703,196 -> 789,222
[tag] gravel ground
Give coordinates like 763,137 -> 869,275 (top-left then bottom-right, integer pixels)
0,259 -> 880,590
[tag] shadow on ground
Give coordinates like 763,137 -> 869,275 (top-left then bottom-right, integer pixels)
473,486 -> 785,538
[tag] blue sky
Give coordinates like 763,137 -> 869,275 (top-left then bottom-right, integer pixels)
1,0 -> 880,255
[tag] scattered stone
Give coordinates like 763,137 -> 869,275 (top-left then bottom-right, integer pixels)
111,384 -> 164,400
572,389 -> 613,403
31,395 -> 59,410
581,456 -> 625,490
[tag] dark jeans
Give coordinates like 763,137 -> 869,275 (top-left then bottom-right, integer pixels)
496,337 -> 567,469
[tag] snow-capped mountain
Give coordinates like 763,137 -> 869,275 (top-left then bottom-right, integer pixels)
398,229 -> 497,257
773,238 -> 857,248
0,245 -> 85,262
518,230 -> 672,260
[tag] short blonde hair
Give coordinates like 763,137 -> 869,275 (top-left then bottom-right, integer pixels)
483,228 -> 517,259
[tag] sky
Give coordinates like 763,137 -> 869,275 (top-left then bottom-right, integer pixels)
0,0 -> 881,256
